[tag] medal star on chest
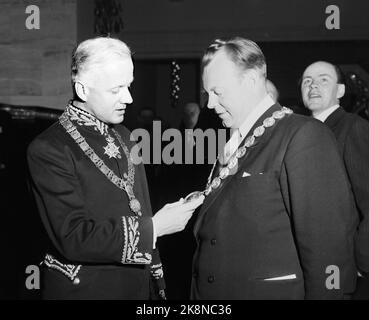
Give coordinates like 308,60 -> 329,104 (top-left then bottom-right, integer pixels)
103,141 -> 121,159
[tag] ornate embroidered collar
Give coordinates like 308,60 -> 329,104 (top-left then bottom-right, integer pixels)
66,102 -> 109,136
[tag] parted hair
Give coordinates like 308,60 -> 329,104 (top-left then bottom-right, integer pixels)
71,37 -> 131,84
202,37 -> 266,77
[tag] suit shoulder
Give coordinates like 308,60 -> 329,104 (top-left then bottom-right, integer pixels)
350,114 -> 369,133
343,114 -> 369,148
283,113 -> 332,136
27,121 -> 67,158
278,113 -> 338,150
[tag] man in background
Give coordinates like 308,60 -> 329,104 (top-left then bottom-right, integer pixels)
301,61 -> 369,299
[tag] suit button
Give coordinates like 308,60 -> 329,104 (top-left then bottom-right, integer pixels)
193,272 -> 198,279
208,276 -> 215,283
211,239 -> 217,245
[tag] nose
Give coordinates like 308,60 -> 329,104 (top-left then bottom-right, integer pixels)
121,87 -> 133,104
310,80 -> 319,89
207,93 -> 217,109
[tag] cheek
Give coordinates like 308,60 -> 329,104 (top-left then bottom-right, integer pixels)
92,92 -> 105,103
302,89 -> 309,100
225,101 -> 239,117
322,88 -> 332,99
100,94 -> 116,106
219,98 -> 232,113
328,88 -> 338,99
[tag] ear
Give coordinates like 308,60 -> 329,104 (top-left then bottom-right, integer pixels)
336,84 -> 345,99
74,81 -> 89,102
241,69 -> 258,87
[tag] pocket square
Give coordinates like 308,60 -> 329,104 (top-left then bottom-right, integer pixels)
242,172 -> 251,177
263,274 -> 297,281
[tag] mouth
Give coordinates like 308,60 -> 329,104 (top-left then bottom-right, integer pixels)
116,106 -> 126,113
216,112 -> 228,119
215,109 -> 227,116
308,92 -> 321,99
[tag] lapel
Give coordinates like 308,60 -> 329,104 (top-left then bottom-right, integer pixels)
324,106 -> 346,131
194,103 -> 284,236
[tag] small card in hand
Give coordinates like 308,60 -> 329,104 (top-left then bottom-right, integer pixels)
184,191 -> 204,203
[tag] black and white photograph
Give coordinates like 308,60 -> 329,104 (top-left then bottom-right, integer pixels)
1,0 -> 369,303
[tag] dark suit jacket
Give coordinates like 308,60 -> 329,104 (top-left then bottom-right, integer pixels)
27,107 -> 164,299
324,107 -> 369,273
191,103 -> 358,300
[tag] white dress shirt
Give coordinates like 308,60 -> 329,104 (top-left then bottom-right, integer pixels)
222,95 -> 275,163
313,104 -> 340,122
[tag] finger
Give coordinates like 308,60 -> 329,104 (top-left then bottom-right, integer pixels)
163,198 -> 185,209
182,195 -> 205,208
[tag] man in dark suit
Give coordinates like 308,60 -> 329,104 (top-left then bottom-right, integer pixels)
191,37 -> 358,300
27,37 -> 203,300
301,61 -> 369,299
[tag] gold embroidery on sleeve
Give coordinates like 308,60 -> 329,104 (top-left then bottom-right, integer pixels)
121,216 -> 152,264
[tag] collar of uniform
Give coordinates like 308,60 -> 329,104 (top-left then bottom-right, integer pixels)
66,102 -> 109,136
222,94 -> 274,162
313,104 -> 340,122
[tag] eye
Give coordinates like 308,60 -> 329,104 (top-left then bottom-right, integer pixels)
302,79 -> 311,87
111,88 -> 120,94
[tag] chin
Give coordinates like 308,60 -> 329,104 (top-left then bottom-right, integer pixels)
111,116 -> 125,124
220,116 -> 232,128
222,121 -> 233,128
307,104 -> 323,112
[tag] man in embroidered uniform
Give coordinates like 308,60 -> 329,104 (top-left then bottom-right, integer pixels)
301,61 -> 369,299
27,37 -> 203,300
191,37 -> 357,299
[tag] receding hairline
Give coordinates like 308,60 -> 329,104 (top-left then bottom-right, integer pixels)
303,61 -> 342,83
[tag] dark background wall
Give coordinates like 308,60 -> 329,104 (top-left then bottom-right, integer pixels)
76,0 -> 369,127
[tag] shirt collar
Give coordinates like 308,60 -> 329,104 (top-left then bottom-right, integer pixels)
313,104 -> 340,122
238,94 -> 275,139
66,102 -> 109,136
223,95 -> 275,162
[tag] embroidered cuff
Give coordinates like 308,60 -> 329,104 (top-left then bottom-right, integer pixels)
43,254 -> 81,283
121,216 -> 152,264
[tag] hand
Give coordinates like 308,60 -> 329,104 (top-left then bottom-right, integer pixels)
152,195 -> 205,237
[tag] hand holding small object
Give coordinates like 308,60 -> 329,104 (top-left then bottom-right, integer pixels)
152,195 -> 204,237
184,190 -> 205,203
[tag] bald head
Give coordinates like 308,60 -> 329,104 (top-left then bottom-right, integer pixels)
301,61 -> 345,117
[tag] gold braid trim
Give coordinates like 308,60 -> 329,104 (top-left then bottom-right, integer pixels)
121,216 -> 152,264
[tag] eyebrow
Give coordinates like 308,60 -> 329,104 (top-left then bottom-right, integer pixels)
110,77 -> 135,89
